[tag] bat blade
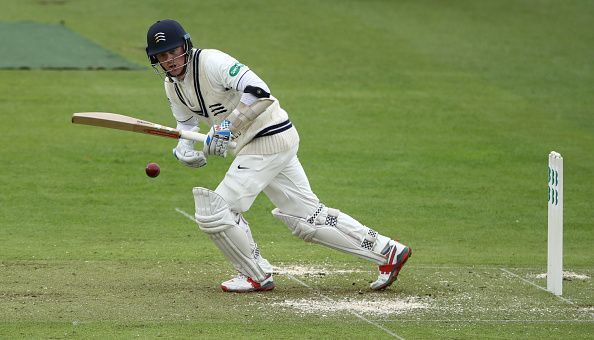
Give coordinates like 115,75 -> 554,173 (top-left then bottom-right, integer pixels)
72,112 -> 182,140
71,111 -> 232,147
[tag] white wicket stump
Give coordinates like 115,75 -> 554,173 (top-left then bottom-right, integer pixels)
547,151 -> 563,296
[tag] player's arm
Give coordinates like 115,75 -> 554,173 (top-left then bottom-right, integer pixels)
203,51 -> 274,157
226,70 -> 274,137
208,51 -> 274,136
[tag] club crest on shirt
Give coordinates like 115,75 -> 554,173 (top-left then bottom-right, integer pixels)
229,62 -> 244,76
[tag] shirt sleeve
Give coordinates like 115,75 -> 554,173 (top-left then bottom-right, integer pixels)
204,49 -> 251,91
236,70 -> 271,105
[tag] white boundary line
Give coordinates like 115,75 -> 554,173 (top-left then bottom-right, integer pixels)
500,268 -> 594,320
174,208 -> 404,339
175,207 -> 196,222
500,268 -> 575,305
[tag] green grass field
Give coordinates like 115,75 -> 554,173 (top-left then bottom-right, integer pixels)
1,0 -> 593,338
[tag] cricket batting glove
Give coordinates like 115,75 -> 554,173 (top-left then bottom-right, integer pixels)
204,120 -> 232,158
173,127 -> 207,168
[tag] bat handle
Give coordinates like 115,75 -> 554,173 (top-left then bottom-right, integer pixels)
179,130 -> 237,149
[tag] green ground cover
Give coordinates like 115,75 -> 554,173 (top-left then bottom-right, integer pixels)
0,22 -> 141,69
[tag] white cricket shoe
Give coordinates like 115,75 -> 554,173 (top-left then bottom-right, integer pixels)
370,240 -> 412,290
220,273 -> 275,293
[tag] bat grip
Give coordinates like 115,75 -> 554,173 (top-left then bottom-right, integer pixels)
179,130 -> 237,149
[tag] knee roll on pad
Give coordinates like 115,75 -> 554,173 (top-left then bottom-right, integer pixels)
193,187 -> 267,282
272,204 -> 388,264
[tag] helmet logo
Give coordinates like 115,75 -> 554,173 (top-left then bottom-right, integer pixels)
154,32 -> 166,44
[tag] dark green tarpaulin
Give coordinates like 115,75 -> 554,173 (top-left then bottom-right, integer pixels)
0,21 -> 143,69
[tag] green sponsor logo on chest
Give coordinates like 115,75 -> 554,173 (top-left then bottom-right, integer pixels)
229,62 -> 244,76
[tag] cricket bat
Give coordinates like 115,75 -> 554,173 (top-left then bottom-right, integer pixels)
72,112 -> 236,148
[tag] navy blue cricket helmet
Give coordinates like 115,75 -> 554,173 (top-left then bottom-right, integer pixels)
146,19 -> 193,65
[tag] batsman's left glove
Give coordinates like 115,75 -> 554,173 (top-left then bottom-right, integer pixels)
173,126 -> 207,168
203,120 -> 232,158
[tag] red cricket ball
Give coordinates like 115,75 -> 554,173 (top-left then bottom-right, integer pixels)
145,162 -> 160,178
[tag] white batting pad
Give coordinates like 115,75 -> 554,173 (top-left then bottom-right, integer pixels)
272,206 -> 391,265
193,187 -> 268,282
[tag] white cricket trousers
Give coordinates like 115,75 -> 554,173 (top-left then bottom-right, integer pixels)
215,145 -> 319,219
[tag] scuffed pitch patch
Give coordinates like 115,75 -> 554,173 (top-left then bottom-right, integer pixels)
272,296 -> 430,316
532,271 -> 590,281
273,264 -> 365,277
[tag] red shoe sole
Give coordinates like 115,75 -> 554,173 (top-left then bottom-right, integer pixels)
221,281 -> 276,293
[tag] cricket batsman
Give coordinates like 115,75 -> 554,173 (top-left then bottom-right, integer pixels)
145,19 -> 411,292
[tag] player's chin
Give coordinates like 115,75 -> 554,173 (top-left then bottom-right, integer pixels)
168,67 -> 184,78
